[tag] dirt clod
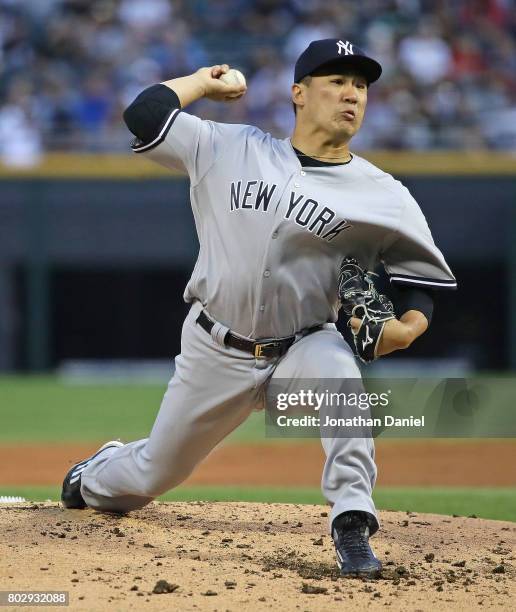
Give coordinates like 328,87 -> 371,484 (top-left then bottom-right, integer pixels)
152,580 -> 179,594
302,583 -> 328,594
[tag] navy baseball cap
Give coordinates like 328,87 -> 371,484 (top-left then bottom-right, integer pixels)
294,39 -> 382,84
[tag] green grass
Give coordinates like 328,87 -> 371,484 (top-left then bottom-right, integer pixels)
373,487 -> 516,522
0,376 -> 266,443
0,485 -> 324,505
1,485 -> 514,522
3,374 -> 516,443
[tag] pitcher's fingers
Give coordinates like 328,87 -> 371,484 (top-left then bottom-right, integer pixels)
227,85 -> 247,96
225,93 -> 245,102
349,316 -> 361,332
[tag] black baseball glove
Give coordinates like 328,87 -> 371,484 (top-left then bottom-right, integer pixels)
338,257 -> 396,364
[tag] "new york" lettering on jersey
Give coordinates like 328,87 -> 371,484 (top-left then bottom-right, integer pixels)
285,191 -> 352,242
229,182 -> 353,243
230,180 -> 277,212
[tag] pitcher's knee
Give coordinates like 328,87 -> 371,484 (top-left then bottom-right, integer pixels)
138,468 -> 192,498
139,477 -> 171,498
91,496 -> 154,513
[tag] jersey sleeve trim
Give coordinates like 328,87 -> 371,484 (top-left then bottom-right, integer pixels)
131,108 -> 181,153
388,273 -> 457,290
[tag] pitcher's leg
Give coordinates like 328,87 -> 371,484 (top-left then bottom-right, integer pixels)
81,385 -> 258,512
80,303 -> 264,513
271,327 -> 379,532
320,431 -> 378,532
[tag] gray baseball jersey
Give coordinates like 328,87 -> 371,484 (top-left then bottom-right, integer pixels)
134,110 -> 456,339
79,110 -> 455,536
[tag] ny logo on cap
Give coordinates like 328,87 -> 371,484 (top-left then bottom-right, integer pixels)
336,40 -> 354,55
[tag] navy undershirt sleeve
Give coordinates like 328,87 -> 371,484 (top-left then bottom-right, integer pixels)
123,84 -> 181,143
390,284 -> 434,325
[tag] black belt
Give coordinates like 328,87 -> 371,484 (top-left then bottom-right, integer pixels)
196,310 -> 323,359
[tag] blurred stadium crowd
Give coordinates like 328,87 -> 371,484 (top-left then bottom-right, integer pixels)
1,0 -> 516,164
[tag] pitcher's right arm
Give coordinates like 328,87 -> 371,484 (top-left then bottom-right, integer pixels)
123,65 -> 246,145
122,66 -> 247,182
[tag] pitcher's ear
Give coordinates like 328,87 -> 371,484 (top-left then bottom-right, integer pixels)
292,83 -> 305,111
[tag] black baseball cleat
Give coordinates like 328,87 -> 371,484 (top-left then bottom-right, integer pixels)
61,441 -> 124,509
332,510 -> 382,578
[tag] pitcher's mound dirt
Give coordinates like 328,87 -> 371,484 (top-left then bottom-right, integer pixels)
1,502 -> 514,611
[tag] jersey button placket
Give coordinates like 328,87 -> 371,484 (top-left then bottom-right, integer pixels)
255,175 -> 292,325
259,265 -> 272,316
295,169 -> 305,187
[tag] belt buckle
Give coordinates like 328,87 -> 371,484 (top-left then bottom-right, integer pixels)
254,340 -> 280,358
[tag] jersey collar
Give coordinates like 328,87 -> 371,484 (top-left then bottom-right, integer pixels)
285,138 -> 353,169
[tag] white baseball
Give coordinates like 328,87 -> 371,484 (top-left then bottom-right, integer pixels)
219,68 -> 246,88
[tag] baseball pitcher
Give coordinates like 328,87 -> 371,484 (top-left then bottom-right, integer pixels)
62,39 -> 456,578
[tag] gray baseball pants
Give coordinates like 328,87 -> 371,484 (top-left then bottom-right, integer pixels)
81,300 -> 378,532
